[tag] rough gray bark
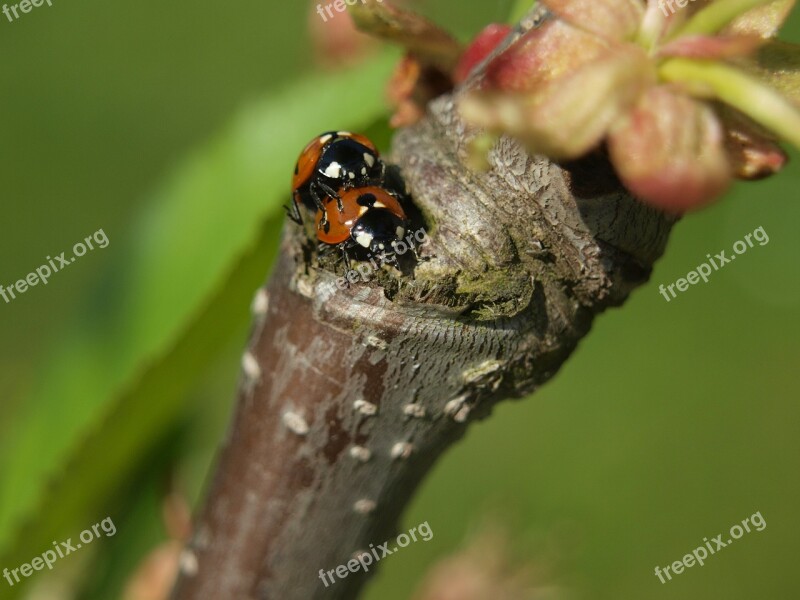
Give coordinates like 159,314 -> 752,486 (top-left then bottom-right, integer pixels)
171,62 -> 675,600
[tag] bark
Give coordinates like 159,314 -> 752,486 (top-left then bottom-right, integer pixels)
171,49 -> 675,600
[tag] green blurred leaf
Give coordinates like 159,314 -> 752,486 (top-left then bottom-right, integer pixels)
660,57 -> 800,147
737,39 -> 800,104
0,217 -> 281,599
675,0 -> 776,37
0,51 -> 397,591
508,0 -> 537,24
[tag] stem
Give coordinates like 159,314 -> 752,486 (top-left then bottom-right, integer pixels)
348,0 -> 462,72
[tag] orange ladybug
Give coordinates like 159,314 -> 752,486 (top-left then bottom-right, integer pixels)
315,186 -> 410,268
287,131 -> 384,228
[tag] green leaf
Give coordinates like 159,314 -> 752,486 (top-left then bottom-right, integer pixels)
0,217 -> 281,599
659,57 -> 800,147
508,0 -> 538,23
674,0 -> 776,37
0,50 -> 397,587
737,39 -> 800,105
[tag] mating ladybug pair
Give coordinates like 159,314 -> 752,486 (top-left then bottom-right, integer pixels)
287,131 -> 414,268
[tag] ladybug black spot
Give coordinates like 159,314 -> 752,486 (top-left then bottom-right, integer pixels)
356,193 -> 377,207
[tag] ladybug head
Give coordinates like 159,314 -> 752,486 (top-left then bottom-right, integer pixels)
317,137 -> 382,188
350,208 -> 407,256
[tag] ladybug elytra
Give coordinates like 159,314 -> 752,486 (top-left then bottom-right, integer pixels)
315,186 -> 411,269
288,131 -> 384,228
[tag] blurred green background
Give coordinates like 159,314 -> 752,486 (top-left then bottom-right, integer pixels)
0,0 -> 797,598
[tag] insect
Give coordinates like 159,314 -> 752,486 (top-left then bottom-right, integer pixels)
287,131 -> 385,228
314,186 -> 412,269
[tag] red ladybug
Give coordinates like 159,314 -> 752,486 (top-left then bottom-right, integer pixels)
287,131 -> 384,228
315,186 -> 411,268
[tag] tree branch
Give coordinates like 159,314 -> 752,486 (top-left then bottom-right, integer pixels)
172,61 -> 675,600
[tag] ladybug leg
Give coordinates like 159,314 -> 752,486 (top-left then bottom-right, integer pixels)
318,181 -> 343,213
385,252 -> 400,269
329,242 -> 351,286
285,199 -> 303,225
341,244 -> 352,273
408,239 -> 429,262
309,183 -> 329,230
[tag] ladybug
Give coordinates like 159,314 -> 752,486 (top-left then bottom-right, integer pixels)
315,186 -> 412,268
287,131 -> 385,228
